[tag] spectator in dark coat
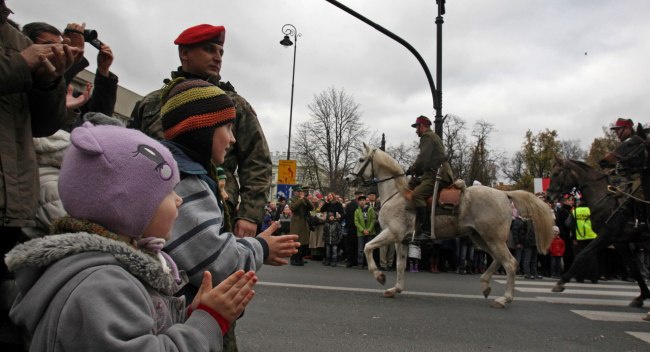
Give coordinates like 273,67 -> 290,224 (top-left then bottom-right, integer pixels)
344,191 -> 364,267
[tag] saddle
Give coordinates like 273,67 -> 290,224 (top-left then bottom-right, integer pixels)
404,180 -> 464,215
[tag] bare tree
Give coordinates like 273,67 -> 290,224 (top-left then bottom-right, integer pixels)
442,115 -> 470,181
385,141 -> 418,171
294,87 -> 367,195
586,126 -> 618,167
558,139 -> 587,161
500,151 -> 525,184
467,120 -> 499,185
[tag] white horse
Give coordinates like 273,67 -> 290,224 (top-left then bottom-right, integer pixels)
347,143 -> 555,308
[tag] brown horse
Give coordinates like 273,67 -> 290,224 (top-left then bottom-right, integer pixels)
347,144 -> 555,308
546,157 -> 650,307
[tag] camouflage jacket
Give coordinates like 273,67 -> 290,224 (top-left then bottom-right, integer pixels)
129,70 -> 272,224
412,129 -> 454,182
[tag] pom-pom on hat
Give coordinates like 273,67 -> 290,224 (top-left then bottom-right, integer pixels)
411,115 -> 432,128
610,117 -> 634,130
161,78 -> 236,161
174,24 -> 225,46
59,122 -> 179,238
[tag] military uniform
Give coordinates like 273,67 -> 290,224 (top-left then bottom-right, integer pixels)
129,70 -> 272,231
600,118 -> 650,222
411,129 -> 453,207
408,116 -> 454,242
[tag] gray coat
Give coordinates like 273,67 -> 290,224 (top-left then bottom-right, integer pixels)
6,232 -> 223,351
0,22 -> 67,227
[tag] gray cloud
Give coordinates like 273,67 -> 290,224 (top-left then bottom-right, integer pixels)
11,0 -> 650,158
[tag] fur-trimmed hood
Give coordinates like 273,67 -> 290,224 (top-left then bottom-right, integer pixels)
6,232 -> 186,334
6,232 -> 182,295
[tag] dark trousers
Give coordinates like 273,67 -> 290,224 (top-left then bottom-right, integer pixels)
345,228 -> 358,266
574,239 -> 599,282
1,227 -> 24,350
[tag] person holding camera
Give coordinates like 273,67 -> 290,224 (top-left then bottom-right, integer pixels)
289,185 -> 314,266
22,21 -> 118,129
1,4 -> 81,349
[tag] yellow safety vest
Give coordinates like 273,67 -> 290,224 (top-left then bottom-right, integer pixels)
573,206 -> 598,240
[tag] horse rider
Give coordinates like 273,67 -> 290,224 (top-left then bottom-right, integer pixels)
406,115 -> 454,243
600,117 -> 650,224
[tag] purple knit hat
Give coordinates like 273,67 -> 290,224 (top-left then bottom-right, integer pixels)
59,122 -> 180,238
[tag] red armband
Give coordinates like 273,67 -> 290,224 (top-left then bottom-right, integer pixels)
196,304 -> 230,336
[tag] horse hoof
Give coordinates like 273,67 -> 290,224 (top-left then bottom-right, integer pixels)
629,299 -> 644,308
377,273 -> 386,285
490,301 -> 505,309
384,290 -> 395,298
482,287 -> 491,298
551,282 -> 565,293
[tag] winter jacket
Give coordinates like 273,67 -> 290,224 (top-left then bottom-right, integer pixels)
323,221 -> 342,245
0,22 -> 67,227
162,141 -> 268,291
549,237 -> 565,257
354,206 -> 376,237
21,130 -> 70,238
6,230 -> 223,352
289,195 -> 314,244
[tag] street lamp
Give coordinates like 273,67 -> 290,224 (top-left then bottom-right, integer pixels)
279,24 -> 300,160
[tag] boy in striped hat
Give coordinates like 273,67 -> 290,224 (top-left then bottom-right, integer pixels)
159,78 -> 300,349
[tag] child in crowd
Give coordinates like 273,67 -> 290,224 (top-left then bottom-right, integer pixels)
549,225 -> 565,278
6,123 -> 255,351
158,78 -> 300,349
323,212 -> 343,266
277,205 -> 292,235
408,243 -> 421,272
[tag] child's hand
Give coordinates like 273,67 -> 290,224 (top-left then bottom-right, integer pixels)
194,270 -> 257,322
258,223 -> 300,265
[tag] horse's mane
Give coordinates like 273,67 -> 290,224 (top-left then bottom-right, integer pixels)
568,159 -> 592,171
372,149 -> 409,191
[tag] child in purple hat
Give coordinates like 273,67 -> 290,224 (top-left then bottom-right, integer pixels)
5,122 -> 255,351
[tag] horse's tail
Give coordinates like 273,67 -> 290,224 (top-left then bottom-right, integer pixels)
506,190 -> 555,254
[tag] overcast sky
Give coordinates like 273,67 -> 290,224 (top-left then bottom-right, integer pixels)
10,0 -> 650,158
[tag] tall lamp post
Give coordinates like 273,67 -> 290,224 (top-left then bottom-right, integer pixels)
279,24 -> 300,160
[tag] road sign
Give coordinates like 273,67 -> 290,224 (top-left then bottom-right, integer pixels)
277,159 -> 297,185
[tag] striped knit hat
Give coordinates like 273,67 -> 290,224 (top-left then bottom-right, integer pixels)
161,78 -> 236,161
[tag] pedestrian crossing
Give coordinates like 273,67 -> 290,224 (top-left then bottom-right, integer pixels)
496,278 -> 650,345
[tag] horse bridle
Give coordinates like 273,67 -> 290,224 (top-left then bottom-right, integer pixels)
351,149 -> 406,187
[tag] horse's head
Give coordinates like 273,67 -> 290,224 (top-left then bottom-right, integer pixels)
546,155 -> 579,203
347,142 -> 376,185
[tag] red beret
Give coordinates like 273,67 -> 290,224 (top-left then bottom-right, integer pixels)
174,24 -> 226,46
610,117 -> 633,130
411,115 -> 432,128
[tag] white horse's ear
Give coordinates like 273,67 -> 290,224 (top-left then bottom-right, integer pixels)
363,142 -> 369,152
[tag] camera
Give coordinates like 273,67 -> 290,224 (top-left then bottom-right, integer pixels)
83,29 -> 103,50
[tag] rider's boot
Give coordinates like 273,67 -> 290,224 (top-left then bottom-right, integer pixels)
411,206 -> 431,243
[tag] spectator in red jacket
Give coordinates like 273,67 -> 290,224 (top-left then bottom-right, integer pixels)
549,226 -> 565,278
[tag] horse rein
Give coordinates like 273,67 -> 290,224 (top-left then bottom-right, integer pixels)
352,149 -> 406,186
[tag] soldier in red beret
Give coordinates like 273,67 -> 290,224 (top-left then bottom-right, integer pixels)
129,23 -> 275,352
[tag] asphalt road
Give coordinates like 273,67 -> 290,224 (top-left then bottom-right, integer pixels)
236,261 -> 650,352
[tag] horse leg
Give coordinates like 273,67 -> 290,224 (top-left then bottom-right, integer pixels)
384,242 -> 407,298
614,244 -> 650,307
553,234 -> 611,292
364,232 -> 387,285
471,233 -> 517,308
